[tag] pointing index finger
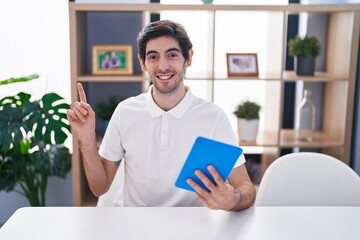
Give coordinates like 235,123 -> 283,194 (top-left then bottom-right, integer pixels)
77,83 -> 87,103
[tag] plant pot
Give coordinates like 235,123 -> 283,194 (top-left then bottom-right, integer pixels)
201,0 -> 214,3
237,118 -> 259,142
295,56 -> 316,76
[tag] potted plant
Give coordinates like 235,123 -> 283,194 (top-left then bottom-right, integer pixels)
233,100 -> 261,142
0,74 -> 71,206
95,95 -> 124,133
288,35 -> 321,76
201,0 -> 214,3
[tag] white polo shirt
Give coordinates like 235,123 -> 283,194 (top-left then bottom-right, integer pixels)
99,85 -> 245,207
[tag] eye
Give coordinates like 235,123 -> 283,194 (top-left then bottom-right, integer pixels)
167,52 -> 179,59
147,53 -> 159,62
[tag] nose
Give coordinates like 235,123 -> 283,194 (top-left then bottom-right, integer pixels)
158,56 -> 170,71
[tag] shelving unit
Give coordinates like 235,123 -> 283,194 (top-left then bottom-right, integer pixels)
69,3 -> 360,206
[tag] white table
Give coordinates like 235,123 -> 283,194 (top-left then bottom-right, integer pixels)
0,207 -> 359,240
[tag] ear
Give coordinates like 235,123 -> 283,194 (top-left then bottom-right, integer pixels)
138,54 -> 147,71
185,49 -> 194,68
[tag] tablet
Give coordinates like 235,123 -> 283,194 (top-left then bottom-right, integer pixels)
175,136 -> 243,192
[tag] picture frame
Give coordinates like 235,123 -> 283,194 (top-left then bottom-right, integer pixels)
226,53 -> 259,77
92,44 -> 133,75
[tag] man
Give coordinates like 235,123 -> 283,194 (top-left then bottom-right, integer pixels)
101,54 -> 111,69
67,20 -> 256,211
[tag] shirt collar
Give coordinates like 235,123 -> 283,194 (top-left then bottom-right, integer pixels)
146,85 -> 194,119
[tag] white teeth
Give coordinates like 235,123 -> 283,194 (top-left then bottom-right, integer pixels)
158,75 -> 172,80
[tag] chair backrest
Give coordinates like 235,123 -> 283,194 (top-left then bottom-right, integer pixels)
255,152 -> 360,206
97,163 -> 124,207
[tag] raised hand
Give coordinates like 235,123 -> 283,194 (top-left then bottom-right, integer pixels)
67,83 -> 96,140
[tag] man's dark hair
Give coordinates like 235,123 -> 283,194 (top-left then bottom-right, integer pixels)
137,20 -> 193,64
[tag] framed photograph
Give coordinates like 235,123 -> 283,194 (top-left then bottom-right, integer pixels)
226,53 -> 259,77
92,44 -> 133,75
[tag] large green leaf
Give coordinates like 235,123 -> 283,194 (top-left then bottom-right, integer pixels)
0,154 -> 18,192
0,92 -> 31,108
27,93 -> 70,145
0,74 -> 39,86
31,139 -> 71,177
0,144 -> 29,192
0,93 -> 35,151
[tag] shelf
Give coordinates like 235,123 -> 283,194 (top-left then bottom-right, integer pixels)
215,72 -> 282,81
185,71 -> 348,82
185,73 -> 281,81
69,2 -> 360,206
77,74 -> 145,82
239,131 -> 278,147
280,129 -> 343,148
282,71 -> 348,82
69,3 -> 360,13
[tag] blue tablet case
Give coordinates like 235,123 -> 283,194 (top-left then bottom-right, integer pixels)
175,136 -> 243,192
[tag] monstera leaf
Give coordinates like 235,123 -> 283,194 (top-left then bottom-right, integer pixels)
0,92 -> 32,151
26,93 -> 70,145
0,141 -> 28,192
30,138 -> 71,177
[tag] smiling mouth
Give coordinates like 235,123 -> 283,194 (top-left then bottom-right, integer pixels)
157,73 -> 175,80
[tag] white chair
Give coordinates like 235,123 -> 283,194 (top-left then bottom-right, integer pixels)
256,152 -> 360,206
97,162 -> 124,207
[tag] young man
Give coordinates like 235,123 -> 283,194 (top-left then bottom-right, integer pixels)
67,20 -> 256,211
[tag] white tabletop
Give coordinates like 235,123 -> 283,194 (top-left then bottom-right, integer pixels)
0,206 -> 359,240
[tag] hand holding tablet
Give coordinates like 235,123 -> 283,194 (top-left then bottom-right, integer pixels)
175,136 -> 243,192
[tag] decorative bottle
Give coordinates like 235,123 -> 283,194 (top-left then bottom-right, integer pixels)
296,89 -> 316,142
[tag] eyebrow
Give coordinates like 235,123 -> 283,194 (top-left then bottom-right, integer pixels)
145,47 -> 181,56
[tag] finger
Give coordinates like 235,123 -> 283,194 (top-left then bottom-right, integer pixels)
77,83 -> 87,103
194,169 -> 216,192
196,193 -> 207,203
80,101 -> 95,117
66,109 -> 78,121
207,165 -> 226,188
186,178 -> 211,197
73,106 -> 86,122
74,102 -> 88,115
196,193 -> 211,208
197,193 -> 221,210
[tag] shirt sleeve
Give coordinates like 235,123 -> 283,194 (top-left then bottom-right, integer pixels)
213,109 -> 246,168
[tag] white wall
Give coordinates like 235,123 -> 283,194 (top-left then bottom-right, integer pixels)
0,0 -> 71,100
0,0 -> 72,223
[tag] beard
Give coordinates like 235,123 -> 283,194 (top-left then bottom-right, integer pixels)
150,64 -> 186,95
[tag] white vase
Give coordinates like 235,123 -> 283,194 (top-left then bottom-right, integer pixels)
237,118 -> 259,142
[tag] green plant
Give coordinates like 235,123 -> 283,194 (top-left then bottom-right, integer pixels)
288,35 -> 321,58
95,96 -> 124,120
233,100 -> 261,120
0,74 -> 71,206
